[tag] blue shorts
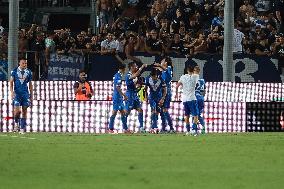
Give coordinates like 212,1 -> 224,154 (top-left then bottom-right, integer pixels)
183,100 -> 198,116
125,98 -> 142,111
149,98 -> 161,112
13,93 -> 30,107
196,95 -> 204,115
113,99 -> 125,111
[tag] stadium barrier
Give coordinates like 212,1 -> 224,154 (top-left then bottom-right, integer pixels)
86,53 -> 283,82
2,53 -> 282,82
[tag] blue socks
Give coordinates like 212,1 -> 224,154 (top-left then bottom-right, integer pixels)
20,118 -> 27,129
186,124 -> 190,132
199,116 -> 205,127
151,113 -> 158,129
138,112 -> 143,128
160,112 -> 166,131
192,123 -> 198,132
121,115 -> 128,130
164,112 -> 174,130
108,114 -> 116,130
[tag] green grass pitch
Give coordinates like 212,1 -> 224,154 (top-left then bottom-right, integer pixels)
0,133 -> 283,189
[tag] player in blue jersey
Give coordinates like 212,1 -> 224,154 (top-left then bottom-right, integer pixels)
9,58 -> 33,134
154,56 -> 175,133
108,64 -> 128,134
125,62 -> 147,132
145,68 -> 167,133
176,65 -> 199,136
194,66 -> 206,134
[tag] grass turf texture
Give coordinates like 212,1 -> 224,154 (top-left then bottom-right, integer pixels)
0,133 -> 283,189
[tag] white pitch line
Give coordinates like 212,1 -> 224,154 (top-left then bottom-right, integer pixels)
0,134 -> 36,140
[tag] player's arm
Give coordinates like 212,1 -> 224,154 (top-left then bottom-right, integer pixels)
116,84 -> 127,101
129,64 -> 147,79
9,76 -> 15,99
73,82 -> 82,94
154,63 -> 167,71
175,79 -> 183,99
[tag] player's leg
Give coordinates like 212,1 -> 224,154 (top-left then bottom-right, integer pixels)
190,100 -> 199,135
134,99 -> 144,130
150,100 -> 158,130
183,102 -> 191,134
12,95 -> 22,132
163,94 -> 174,132
13,106 -> 21,132
20,106 -> 28,134
119,101 -> 128,131
108,110 -> 118,132
197,97 -> 205,134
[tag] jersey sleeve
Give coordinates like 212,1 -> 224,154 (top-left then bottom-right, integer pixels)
114,75 -> 122,88
178,75 -> 184,84
192,74 -> 199,83
10,70 -> 16,80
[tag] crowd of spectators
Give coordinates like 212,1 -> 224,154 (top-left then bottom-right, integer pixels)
0,0 -> 284,78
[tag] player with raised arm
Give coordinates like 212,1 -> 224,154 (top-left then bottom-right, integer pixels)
194,66 -> 206,134
175,65 -> 199,136
145,68 -> 167,133
125,62 -> 147,132
108,64 -> 128,134
10,57 -> 33,134
154,56 -> 175,133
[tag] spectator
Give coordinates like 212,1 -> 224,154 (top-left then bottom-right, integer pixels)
211,8 -> 224,30
254,31 -> 271,55
207,31 -> 223,54
188,32 -> 208,55
275,0 -> 284,33
274,33 -> 284,73
74,70 -> 94,100
145,29 -> 163,55
167,33 -> 184,55
97,0 -> 113,33
239,0 -> 255,19
101,33 -> 118,55
233,23 -> 245,53
124,34 -> 142,64
254,0 -> 273,13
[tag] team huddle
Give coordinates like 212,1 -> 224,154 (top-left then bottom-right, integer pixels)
9,57 -> 205,135
109,57 -> 206,136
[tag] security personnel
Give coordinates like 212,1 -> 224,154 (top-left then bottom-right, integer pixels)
74,70 -> 94,100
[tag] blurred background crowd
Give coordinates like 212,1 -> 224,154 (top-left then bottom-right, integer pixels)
0,0 -> 284,78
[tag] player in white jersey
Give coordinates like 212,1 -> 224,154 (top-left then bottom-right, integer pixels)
176,66 -> 199,135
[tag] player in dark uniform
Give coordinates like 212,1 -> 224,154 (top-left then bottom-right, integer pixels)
145,68 -> 167,133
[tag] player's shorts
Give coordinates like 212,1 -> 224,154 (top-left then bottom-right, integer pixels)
125,97 -> 141,111
196,95 -> 204,115
112,99 -> 125,111
13,93 -> 30,107
183,100 -> 198,116
149,98 -> 161,113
